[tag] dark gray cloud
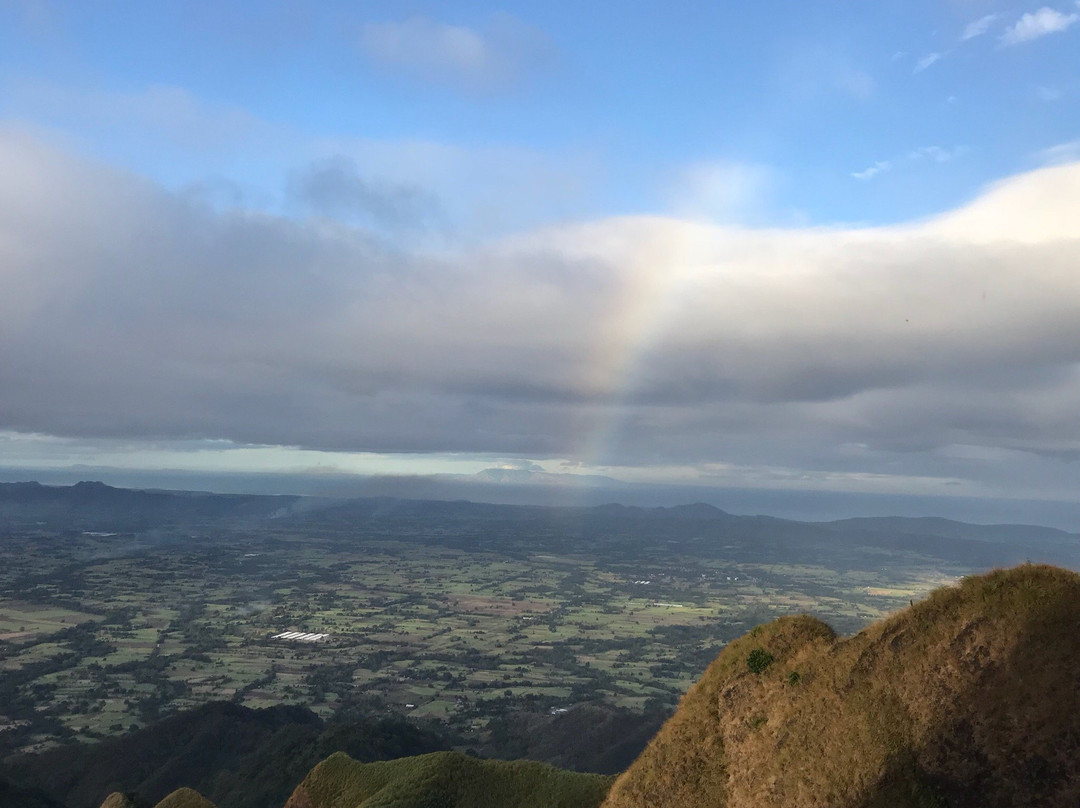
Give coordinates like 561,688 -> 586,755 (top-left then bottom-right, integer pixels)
288,156 -> 440,229
3,129 -> 1080,500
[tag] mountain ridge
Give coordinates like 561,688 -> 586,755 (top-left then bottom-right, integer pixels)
603,563 -> 1080,808
5,482 -> 1076,567
5,480 -> 1079,536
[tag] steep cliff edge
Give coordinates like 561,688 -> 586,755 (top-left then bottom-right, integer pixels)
603,564 -> 1080,808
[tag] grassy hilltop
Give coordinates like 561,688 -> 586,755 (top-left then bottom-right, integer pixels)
283,750 -> 612,808
603,564 -> 1080,808
153,790 -> 217,808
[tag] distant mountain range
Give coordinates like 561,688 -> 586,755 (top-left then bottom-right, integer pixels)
8,466 -> 1080,529
2,481 -> 1077,568
0,481 -> 311,529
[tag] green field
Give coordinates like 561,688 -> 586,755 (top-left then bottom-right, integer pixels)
0,509 -> 964,754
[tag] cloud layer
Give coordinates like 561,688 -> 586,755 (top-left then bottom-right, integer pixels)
2,131 -> 1080,498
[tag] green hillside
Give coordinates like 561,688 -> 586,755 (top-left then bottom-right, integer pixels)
6,703 -> 449,808
479,704 -> 669,775
603,564 -> 1080,808
284,750 -> 613,808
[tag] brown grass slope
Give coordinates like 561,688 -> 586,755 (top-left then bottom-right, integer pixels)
603,564 -> 1080,808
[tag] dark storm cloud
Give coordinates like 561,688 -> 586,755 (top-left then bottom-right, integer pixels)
3,129 -> 1080,491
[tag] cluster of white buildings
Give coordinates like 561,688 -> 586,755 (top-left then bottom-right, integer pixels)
271,631 -> 329,643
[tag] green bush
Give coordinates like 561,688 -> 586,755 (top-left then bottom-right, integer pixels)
746,649 -> 774,674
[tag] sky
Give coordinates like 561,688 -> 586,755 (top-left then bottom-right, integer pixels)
2,1 -> 1080,521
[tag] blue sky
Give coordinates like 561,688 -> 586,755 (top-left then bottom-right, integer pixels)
2,1 -> 1080,519
4,0 -> 1077,228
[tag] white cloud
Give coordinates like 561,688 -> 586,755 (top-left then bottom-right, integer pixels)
4,132 -> 1080,498
852,146 -> 965,181
1,79 -> 261,151
358,14 -> 552,91
308,135 -> 597,238
1035,139 -> 1080,165
1000,6 -> 1079,46
908,145 -> 966,163
961,13 -> 999,40
3,76 -> 599,238
667,161 -> 779,223
913,52 -> 942,73
1036,86 -> 1064,101
363,18 -> 488,72
851,160 -> 892,181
